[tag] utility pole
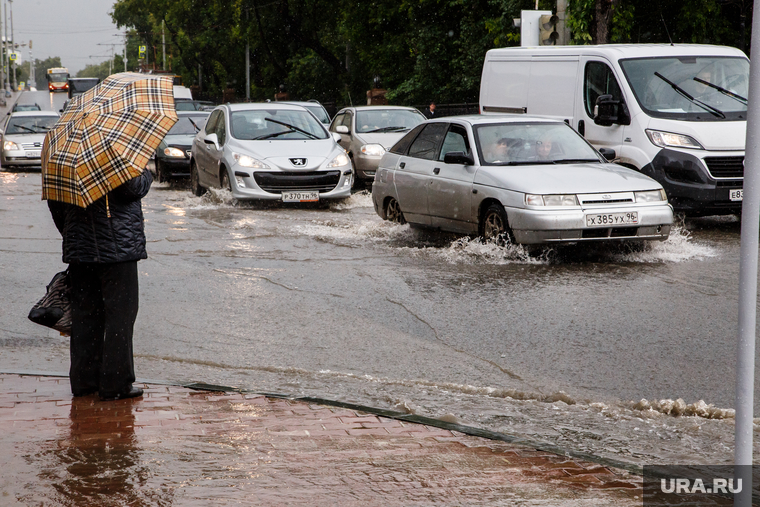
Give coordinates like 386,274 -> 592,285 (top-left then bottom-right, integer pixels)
3,0 -> 8,92
162,20 -> 166,71
245,8 -> 250,101
10,0 -> 15,92
0,0 -> 4,95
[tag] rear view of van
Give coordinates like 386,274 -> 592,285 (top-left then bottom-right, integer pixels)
479,45 -> 748,216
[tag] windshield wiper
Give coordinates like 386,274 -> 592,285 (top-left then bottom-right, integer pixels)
264,118 -> 319,139
654,72 -> 726,118
254,129 -> 295,140
501,160 -> 557,166
365,126 -> 408,133
552,158 -> 601,164
693,77 -> 747,105
188,118 -> 201,132
15,125 -> 44,133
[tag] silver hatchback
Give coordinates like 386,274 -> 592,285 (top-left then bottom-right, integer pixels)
372,115 -> 673,245
190,103 -> 352,202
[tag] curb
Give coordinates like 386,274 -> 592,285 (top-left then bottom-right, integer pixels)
3,369 -> 643,476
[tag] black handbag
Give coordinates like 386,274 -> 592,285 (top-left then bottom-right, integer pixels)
28,270 -> 72,336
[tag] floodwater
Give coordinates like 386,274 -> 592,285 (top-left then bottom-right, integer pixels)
1,170 -> 757,468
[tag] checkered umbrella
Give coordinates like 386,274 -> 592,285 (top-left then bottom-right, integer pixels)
41,72 -> 178,208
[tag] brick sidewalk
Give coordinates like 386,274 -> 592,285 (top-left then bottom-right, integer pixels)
0,373 -> 644,506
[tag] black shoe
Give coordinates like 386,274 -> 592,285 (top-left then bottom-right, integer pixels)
72,387 -> 98,397
99,386 -> 143,401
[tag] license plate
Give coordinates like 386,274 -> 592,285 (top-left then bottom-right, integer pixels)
585,212 -> 638,227
730,188 -> 743,201
281,191 -> 319,202
26,151 -> 40,158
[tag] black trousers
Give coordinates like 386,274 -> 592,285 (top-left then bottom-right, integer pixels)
68,261 -> 139,396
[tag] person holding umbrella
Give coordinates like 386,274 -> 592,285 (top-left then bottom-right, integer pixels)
42,73 -> 178,401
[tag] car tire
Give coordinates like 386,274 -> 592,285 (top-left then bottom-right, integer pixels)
154,160 -> 165,183
384,197 -> 406,224
190,161 -> 206,196
220,167 -> 231,191
481,203 -> 514,245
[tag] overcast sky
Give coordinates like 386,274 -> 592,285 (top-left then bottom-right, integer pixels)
10,0 -> 122,75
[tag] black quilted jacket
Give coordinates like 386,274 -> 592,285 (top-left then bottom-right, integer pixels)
48,170 -> 153,264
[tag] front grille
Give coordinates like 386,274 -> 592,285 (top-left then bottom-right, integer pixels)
581,198 -> 633,205
253,171 -> 341,193
704,156 -> 744,178
716,180 -> 743,188
21,143 -> 42,150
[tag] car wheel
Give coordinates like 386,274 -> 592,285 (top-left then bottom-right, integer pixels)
154,160 -> 165,183
190,161 -> 206,196
385,197 -> 406,224
220,167 -> 231,191
481,203 -> 514,245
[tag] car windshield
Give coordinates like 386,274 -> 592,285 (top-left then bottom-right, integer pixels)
167,115 -> 208,135
304,105 -> 329,124
619,56 -> 749,121
231,109 -> 328,140
6,116 -> 58,134
13,104 -> 40,111
475,122 -> 601,166
355,109 -> 425,133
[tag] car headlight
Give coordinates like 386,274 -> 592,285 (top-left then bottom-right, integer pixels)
645,130 -> 703,150
635,189 -> 668,203
163,147 -> 185,158
327,152 -> 350,168
525,194 -> 579,206
3,140 -> 19,151
232,152 -> 269,169
360,143 -> 385,157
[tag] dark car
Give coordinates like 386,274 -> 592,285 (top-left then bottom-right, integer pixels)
67,78 -> 100,99
154,111 -> 210,182
11,103 -> 42,113
175,99 -> 216,112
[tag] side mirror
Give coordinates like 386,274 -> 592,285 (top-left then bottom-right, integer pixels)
203,133 -> 220,149
331,132 -> 342,143
336,125 -> 349,134
443,151 -> 474,165
593,94 -> 631,126
598,147 -> 616,161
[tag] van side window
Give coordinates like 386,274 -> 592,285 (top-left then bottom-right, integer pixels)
407,123 -> 447,160
438,124 -> 471,161
584,61 -> 624,118
389,124 -> 425,155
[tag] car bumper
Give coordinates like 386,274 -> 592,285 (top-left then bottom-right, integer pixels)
507,204 -> 674,244
642,148 -> 743,216
229,168 -> 353,201
353,153 -> 381,181
2,151 -> 42,167
157,157 -> 191,178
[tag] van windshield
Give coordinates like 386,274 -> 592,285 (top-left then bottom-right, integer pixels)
619,56 -> 749,121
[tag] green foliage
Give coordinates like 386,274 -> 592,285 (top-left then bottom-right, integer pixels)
104,0 -> 752,108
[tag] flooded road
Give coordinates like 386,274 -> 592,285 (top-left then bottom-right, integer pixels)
1,169 -> 755,467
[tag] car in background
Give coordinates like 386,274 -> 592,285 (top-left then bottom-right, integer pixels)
372,115 -> 673,245
190,103 -> 352,202
329,106 -> 426,186
67,77 -> 100,99
175,99 -> 215,111
11,103 -> 42,113
154,111 -> 210,182
278,100 -> 331,125
1,111 -> 59,170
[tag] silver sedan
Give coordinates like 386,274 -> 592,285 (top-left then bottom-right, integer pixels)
190,103 -> 352,202
372,115 -> 673,245
1,111 -> 59,170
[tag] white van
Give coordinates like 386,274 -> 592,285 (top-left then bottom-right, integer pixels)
479,44 -> 748,216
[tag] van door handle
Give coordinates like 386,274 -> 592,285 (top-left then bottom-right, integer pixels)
399,162 -> 405,169
433,167 -> 440,174
578,120 -> 586,137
